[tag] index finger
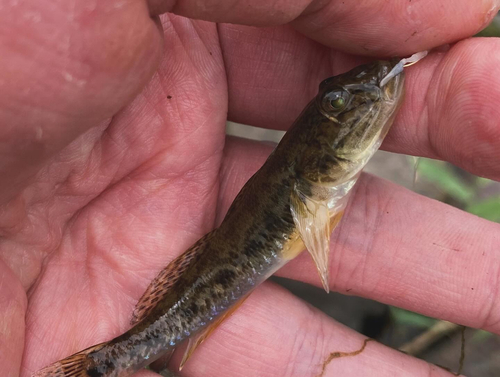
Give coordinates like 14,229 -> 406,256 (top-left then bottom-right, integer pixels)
152,0 -> 499,55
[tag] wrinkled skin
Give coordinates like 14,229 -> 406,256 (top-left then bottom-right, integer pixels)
1,1 -> 500,376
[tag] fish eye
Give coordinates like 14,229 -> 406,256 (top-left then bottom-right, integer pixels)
330,96 -> 345,109
322,90 -> 349,113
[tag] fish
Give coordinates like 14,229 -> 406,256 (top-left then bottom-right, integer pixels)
33,58 -> 408,377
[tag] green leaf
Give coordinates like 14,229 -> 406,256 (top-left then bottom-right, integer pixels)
476,14 -> 500,37
471,329 -> 494,342
475,177 -> 493,188
416,159 -> 475,202
390,307 -> 437,328
466,197 -> 500,222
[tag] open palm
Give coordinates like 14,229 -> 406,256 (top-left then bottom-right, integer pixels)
1,1 -> 500,376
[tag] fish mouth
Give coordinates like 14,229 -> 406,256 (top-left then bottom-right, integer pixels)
342,59 -> 405,104
380,51 -> 428,101
382,72 -> 404,104
378,60 -> 405,104
380,59 -> 404,88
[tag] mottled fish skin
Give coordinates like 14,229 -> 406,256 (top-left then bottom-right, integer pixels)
34,60 -> 405,377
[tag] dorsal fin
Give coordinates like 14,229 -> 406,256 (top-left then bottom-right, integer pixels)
32,342 -> 108,377
130,231 -> 215,326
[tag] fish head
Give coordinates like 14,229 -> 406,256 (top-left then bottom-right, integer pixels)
311,60 -> 405,183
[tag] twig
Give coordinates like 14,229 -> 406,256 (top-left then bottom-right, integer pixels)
399,320 -> 461,356
456,325 -> 466,376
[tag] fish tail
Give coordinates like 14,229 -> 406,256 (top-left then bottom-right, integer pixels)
32,342 -> 108,377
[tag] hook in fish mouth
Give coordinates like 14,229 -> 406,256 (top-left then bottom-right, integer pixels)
380,51 -> 428,87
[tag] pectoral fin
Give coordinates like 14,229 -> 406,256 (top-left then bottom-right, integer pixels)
179,294 -> 251,371
290,187 -> 332,292
291,182 -> 349,293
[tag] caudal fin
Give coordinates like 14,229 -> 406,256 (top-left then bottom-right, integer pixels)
32,342 -> 108,377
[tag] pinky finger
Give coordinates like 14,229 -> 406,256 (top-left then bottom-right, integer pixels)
170,283 -> 458,377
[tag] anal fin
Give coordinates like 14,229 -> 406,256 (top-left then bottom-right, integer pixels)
179,294 -> 251,371
131,231 -> 215,325
149,349 -> 175,374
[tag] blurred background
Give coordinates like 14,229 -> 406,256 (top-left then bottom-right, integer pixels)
226,12 -> 500,377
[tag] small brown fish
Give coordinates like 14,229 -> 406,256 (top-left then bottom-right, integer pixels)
34,58 -> 408,377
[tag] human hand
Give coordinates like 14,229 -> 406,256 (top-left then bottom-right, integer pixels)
1,1 -> 499,376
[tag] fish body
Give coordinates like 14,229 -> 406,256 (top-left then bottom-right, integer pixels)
34,60 -> 405,377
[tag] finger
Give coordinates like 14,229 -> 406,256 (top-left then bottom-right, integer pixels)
172,283 -> 454,377
219,137 -> 500,335
0,0 -> 163,203
0,260 -> 26,377
222,34 -> 500,180
385,37 -> 500,181
150,0 -> 498,56
292,0 -> 499,55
